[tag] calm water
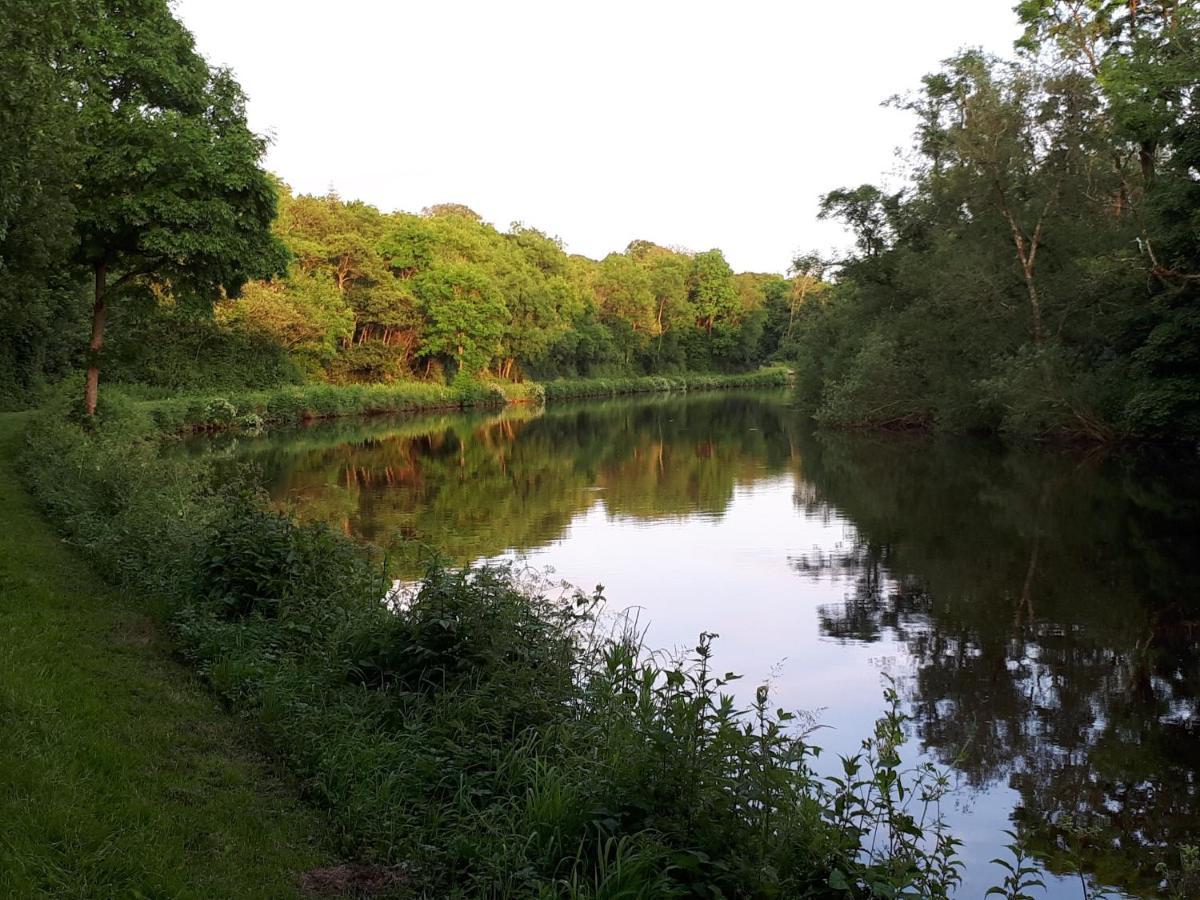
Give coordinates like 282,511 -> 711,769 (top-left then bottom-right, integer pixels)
187,390 -> 1200,897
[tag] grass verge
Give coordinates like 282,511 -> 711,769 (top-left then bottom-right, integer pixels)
540,369 -> 790,402
0,412 -> 329,899
124,370 -> 790,433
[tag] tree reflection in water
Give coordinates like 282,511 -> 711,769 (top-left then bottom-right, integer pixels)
793,431 -> 1200,895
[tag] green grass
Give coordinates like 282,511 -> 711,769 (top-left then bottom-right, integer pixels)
128,371 -> 785,434
0,413 -> 329,899
540,369 -> 791,402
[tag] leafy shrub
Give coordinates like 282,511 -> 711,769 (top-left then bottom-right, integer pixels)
203,397 -> 238,425
237,412 -> 265,431
195,505 -> 377,621
815,332 -> 930,430
104,302 -> 302,392
978,343 -> 1122,441
323,342 -> 414,384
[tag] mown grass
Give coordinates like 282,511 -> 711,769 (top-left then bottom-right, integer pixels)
0,413 -> 329,899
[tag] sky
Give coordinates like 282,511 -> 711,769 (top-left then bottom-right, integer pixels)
174,0 -> 1021,275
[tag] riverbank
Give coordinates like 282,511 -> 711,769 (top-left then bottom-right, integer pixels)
539,370 -> 790,401
123,368 -> 790,433
12,381 -> 966,897
0,414 -> 329,898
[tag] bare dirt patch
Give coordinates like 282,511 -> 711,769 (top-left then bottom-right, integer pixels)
109,614 -> 159,647
299,864 -> 407,898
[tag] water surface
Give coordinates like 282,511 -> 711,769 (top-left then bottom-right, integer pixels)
188,390 -> 1200,897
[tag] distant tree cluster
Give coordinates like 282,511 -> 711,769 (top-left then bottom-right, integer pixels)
219,189 -> 796,385
788,0 -> 1200,439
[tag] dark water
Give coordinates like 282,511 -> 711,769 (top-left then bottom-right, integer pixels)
186,390 -> 1200,897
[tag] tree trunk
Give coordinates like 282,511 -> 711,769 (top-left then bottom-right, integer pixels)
1138,140 -> 1156,184
995,183 -> 1055,346
84,262 -> 108,417
1020,260 -> 1044,346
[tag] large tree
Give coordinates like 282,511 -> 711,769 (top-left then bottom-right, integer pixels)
688,249 -> 738,334
70,0 -> 285,414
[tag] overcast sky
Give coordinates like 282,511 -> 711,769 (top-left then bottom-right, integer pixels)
174,0 -> 1020,274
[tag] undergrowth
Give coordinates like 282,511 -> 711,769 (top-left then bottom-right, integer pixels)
541,369 -> 789,402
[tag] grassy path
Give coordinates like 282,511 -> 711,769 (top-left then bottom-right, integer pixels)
0,413 -> 329,898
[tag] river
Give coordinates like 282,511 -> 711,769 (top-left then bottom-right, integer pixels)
184,389 -> 1200,898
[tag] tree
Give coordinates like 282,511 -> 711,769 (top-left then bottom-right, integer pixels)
645,252 -> 692,339
786,253 -> 829,339
71,0 -> 285,415
1016,0 -> 1195,185
595,253 -> 655,365
688,249 -> 738,333
413,264 -> 507,377
818,186 -> 897,259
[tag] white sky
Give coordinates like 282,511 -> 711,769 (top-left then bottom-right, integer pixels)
174,0 -> 1021,274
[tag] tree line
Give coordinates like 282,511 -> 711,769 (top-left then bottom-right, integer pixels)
788,0 -> 1200,440
4,0 -> 1197,440
224,189 -> 802,384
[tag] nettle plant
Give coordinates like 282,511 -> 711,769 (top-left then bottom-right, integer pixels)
818,681 -> 964,899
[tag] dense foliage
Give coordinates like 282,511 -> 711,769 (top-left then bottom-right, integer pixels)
0,1 -> 87,405
214,192 -> 791,385
789,1 -> 1200,440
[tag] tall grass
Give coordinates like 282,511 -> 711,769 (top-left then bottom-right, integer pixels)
20,381 -> 973,898
140,379 -> 524,433
127,370 -> 785,434
541,369 -> 790,402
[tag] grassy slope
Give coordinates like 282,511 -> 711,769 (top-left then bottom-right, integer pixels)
0,413 -> 328,898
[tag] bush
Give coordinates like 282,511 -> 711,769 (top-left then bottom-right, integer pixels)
203,397 -> 239,425
979,343 -> 1123,441
104,302 -> 302,393
815,332 -> 931,430
196,505 -> 377,621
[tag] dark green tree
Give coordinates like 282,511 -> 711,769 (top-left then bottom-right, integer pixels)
71,0 -> 285,414
0,1 -> 84,404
